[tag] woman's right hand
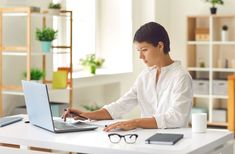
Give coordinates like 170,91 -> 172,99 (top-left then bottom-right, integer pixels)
62,108 -> 87,122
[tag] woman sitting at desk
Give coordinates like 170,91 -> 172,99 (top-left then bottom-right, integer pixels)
62,22 -> 193,132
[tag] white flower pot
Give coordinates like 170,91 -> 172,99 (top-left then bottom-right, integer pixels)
221,30 -> 228,41
48,9 -> 60,15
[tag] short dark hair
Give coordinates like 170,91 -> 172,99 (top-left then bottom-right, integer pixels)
133,22 -> 170,53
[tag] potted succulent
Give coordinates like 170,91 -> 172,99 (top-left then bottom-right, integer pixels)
23,68 -> 45,81
48,2 -> 61,15
36,27 -> 58,53
205,0 -> 224,15
80,54 -> 105,74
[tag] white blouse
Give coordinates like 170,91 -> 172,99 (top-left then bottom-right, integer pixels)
103,61 -> 193,129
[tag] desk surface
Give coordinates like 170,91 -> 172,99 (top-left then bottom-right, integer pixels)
0,115 -> 233,154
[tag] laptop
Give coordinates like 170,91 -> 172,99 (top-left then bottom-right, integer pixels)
0,116 -> 23,127
22,80 -> 98,133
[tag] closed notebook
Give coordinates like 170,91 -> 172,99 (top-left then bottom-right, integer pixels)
145,133 -> 183,145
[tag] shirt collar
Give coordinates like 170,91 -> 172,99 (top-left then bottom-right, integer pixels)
147,61 -> 181,73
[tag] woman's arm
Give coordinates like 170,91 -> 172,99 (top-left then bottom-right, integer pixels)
62,108 -> 112,121
103,117 -> 157,132
81,108 -> 113,120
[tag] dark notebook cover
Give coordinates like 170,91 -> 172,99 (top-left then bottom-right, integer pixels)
145,133 -> 183,145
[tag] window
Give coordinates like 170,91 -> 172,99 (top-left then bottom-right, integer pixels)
64,0 -> 133,77
66,0 -> 96,70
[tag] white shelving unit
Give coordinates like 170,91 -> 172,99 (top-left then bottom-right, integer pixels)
187,15 -> 235,127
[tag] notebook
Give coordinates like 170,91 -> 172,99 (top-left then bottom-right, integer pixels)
22,80 -> 98,133
145,133 -> 183,145
0,116 -> 23,127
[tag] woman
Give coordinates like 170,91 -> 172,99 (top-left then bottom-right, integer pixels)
62,22 -> 193,132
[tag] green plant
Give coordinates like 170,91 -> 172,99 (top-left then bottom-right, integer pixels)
80,54 -> 105,74
23,68 -> 45,80
82,104 -> 101,111
36,27 -> 58,42
48,2 -> 61,9
205,0 -> 224,7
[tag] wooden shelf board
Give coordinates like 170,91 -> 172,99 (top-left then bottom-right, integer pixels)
193,94 -> 210,98
0,7 -> 31,13
1,86 -> 22,91
211,95 -> 228,99
2,91 -> 23,96
52,46 -> 71,49
207,122 -> 228,127
212,68 -> 235,72
212,41 -> 235,45
187,41 -> 210,45
2,46 -> 28,52
188,67 -> 210,71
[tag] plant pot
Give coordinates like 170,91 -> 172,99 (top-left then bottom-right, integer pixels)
210,7 -> 217,15
48,9 -> 60,15
41,41 -> 52,53
89,65 -> 96,74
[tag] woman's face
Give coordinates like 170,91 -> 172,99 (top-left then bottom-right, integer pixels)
134,41 -> 164,67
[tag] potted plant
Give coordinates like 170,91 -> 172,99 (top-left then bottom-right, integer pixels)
82,104 -> 101,111
205,0 -> 224,15
36,27 -> 58,53
221,25 -> 228,41
23,68 -> 45,81
80,54 -> 105,74
48,2 -> 61,15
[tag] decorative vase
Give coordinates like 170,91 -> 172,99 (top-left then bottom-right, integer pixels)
89,65 -> 96,74
210,7 -> 217,15
41,41 -> 52,53
221,30 -> 228,41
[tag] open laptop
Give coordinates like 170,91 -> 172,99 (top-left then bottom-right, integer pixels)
22,80 -> 98,133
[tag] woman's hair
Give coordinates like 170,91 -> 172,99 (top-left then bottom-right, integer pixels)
133,22 -> 170,53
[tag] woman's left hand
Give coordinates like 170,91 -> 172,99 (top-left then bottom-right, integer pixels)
103,120 -> 137,132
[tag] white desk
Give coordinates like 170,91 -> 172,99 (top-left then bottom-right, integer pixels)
0,115 -> 234,154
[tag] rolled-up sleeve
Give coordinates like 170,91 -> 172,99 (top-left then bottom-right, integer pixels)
154,75 -> 193,129
103,80 -> 139,119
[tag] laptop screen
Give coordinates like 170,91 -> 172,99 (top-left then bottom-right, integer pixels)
22,80 -> 55,132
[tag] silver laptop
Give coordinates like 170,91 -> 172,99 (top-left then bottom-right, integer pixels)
22,80 -> 98,133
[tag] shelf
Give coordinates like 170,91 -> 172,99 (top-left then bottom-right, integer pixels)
193,94 -> 210,98
187,15 -> 235,129
52,45 -> 71,49
187,41 -> 210,45
212,41 -> 235,45
1,46 -> 29,52
212,68 -> 235,72
211,95 -> 228,99
188,67 -> 210,71
207,122 -> 228,127
0,7 -> 73,116
1,85 -> 22,91
2,52 -> 43,56
1,90 -> 23,96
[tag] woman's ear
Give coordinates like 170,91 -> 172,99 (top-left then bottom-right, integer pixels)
158,41 -> 164,52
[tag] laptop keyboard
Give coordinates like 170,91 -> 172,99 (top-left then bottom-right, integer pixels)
53,121 -> 93,130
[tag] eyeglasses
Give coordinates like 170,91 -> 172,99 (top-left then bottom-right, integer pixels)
108,133 -> 138,144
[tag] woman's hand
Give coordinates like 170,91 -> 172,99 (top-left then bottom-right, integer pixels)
103,120 -> 137,132
62,108 -> 87,122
